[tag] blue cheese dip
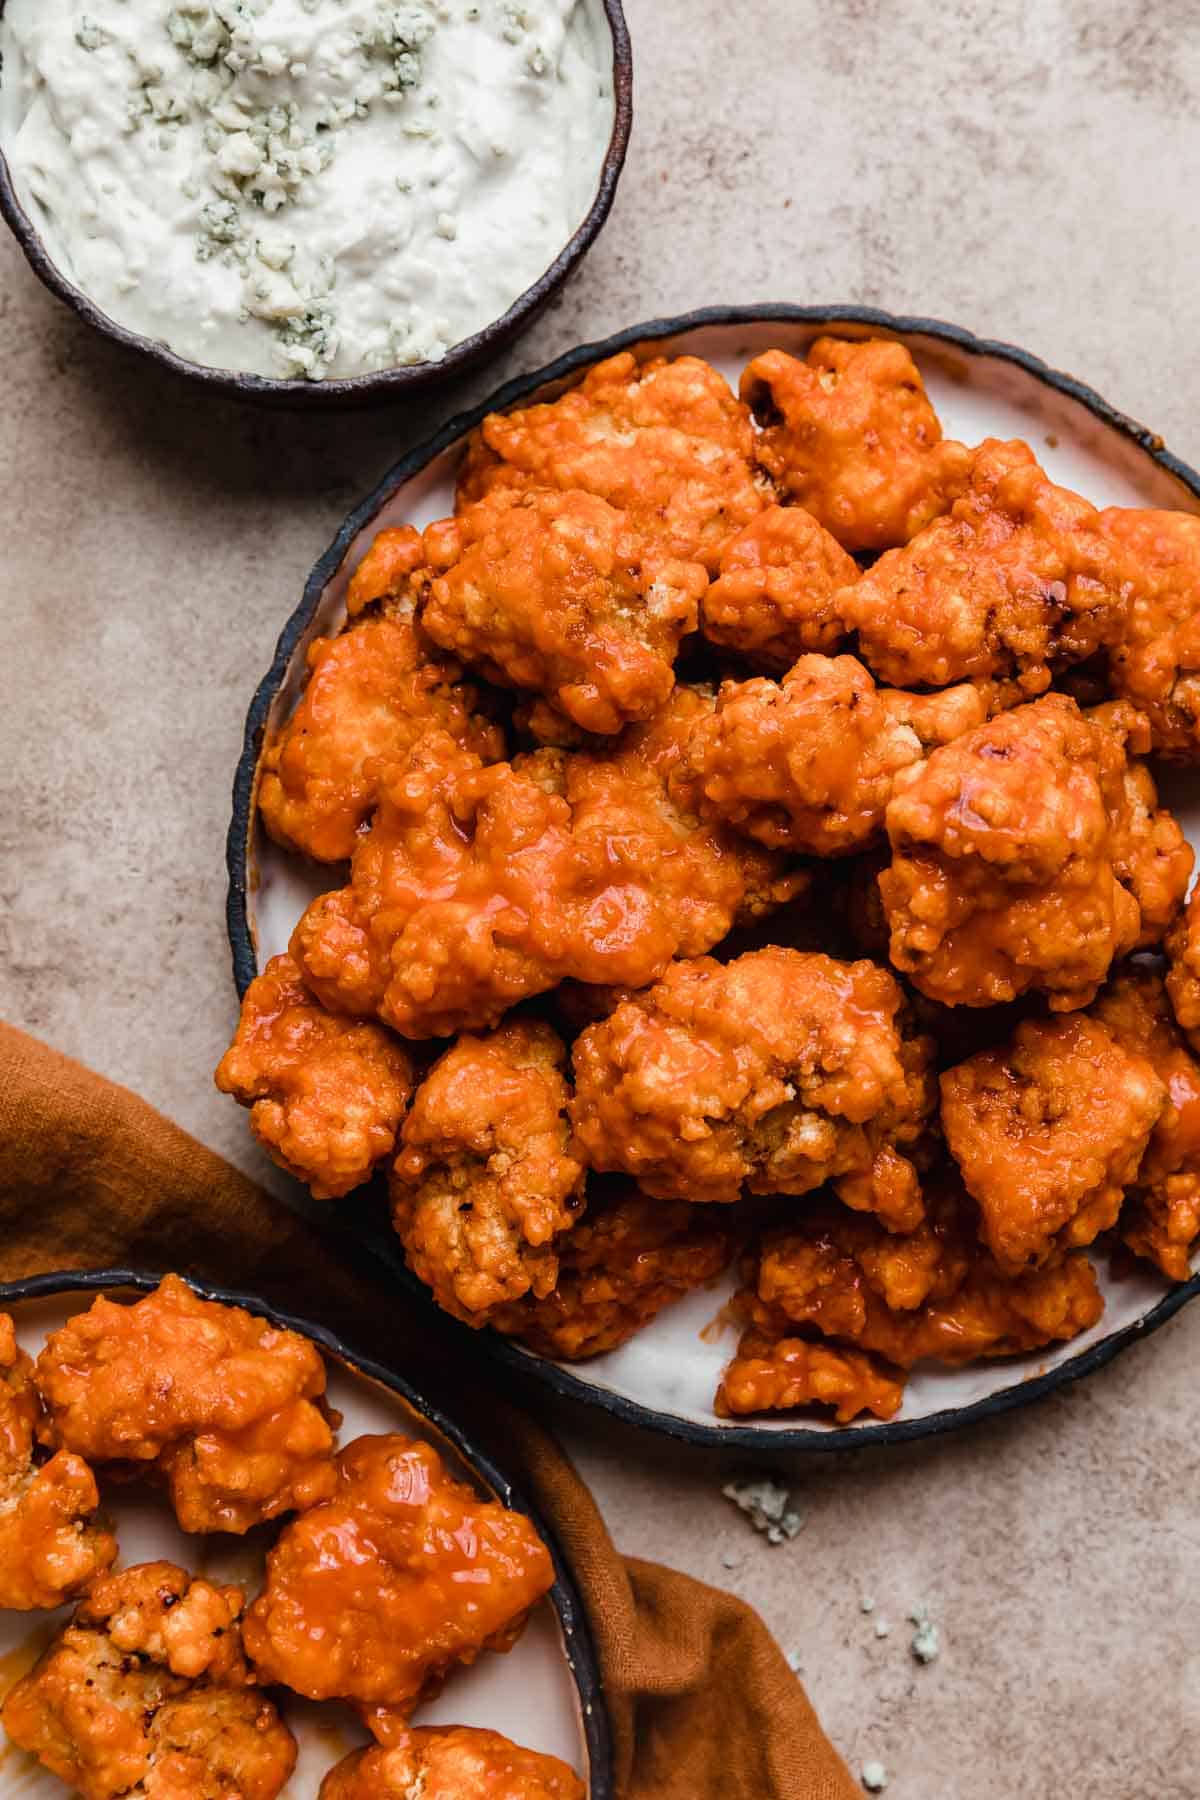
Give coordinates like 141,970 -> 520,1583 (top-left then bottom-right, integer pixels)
0,1 -> 614,379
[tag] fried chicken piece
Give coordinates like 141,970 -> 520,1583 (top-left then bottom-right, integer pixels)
740,338 -> 971,551
457,352 -> 764,572
848,439 -> 1130,697
1098,507 -> 1200,759
0,1313 -> 115,1611
716,1333 -> 906,1424
390,1020 -> 585,1323
698,504 -> 861,669
1091,701 -> 1194,945
1,1561 -> 295,1800
880,694 -> 1186,1010
215,954 -> 415,1200
291,691 -> 802,1039
1167,883 -> 1200,1043
35,1275 -> 337,1534
569,948 -> 934,1214
1092,968 -> 1200,1281
719,1178 -> 1106,1419
259,524 -> 504,863
421,490 -> 706,736
320,1728 -> 584,1800
679,653 -> 987,854
940,1014 -> 1165,1272
244,1434 -> 553,1713
491,1184 -> 734,1359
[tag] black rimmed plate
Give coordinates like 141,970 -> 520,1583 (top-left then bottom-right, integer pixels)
0,1270 -> 613,1798
225,304 -> 1200,1451
0,0 -> 631,408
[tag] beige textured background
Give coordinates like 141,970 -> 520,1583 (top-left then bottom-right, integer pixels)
3,2 -> 1199,1794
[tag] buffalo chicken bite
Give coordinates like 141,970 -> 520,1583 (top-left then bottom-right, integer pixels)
259,523 -> 503,864
717,1182 -> 1105,1421
421,489 -> 706,736
216,953 -> 415,1199
569,948 -> 934,1219
880,694 -> 1188,1011
699,503 -> 861,669
680,653 -> 987,855
1,1561 -> 295,1800
34,1275 -> 337,1534
290,690 -> 802,1039
1099,507 -> 1200,759
390,1020 -> 585,1323
243,1434 -> 553,1715
0,1313 -> 115,1611
457,351 -> 765,572
1092,968 -> 1200,1281
491,1184 -> 734,1359
848,439 -> 1130,698
741,337 -> 971,551
940,1015 -> 1165,1272
319,1728 -> 584,1800
1166,883 -> 1200,1048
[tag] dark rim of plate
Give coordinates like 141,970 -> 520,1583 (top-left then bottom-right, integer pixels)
0,0 -> 633,407
226,301 -> 1200,1452
0,1267 -> 615,1796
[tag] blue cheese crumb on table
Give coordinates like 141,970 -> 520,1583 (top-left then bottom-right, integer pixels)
861,1761 -> 889,1793
909,1603 -> 940,1664
0,0 -> 614,379
721,1476 -> 804,1544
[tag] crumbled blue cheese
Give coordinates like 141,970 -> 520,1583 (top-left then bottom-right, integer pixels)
909,1603 -> 940,1664
722,1476 -> 804,1544
873,1617 -> 891,1638
0,0 -> 613,379
861,1761 -> 889,1793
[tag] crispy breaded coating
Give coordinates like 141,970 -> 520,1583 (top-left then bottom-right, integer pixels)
345,525 -> 429,617
291,691 -> 802,1039
1,1561 -> 295,1800
258,608 -> 505,865
680,653 -> 987,855
569,949 -> 934,1214
390,1021 -> 585,1322
319,1728 -> 585,1800
1167,883 -> 1200,1043
720,1177 -> 1105,1419
880,694 -> 1183,1010
244,1434 -> 554,1713
491,1184 -> 733,1359
0,1313 -> 115,1611
848,439 -> 1129,697
35,1275 -> 337,1534
1093,968 -> 1200,1281
741,338 -> 970,551
457,351 -> 764,572
716,1332 -> 905,1423
421,490 -> 706,736
940,1015 -> 1165,1272
1092,702 -> 1193,944
1098,507 -> 1200,759
215,954 -> 415,1200
699,504 -> 861,669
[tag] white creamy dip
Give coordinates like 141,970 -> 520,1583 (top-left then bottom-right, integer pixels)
0,1 -> 613,379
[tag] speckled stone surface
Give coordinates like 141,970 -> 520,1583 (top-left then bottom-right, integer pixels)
3,3 -> 1199,1794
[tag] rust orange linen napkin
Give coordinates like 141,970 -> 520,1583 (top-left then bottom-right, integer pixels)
0,1022 -> 859,1800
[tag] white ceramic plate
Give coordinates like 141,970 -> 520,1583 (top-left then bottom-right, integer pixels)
0,1274 -> 610,1796
227,306 -> 1200,1450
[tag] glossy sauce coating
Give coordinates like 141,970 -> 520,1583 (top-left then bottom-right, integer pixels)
244,1434 -> 554,1713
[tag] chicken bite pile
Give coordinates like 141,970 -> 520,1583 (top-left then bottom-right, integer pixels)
2,1283 -> 575,1799
217,336 -> 1200,1425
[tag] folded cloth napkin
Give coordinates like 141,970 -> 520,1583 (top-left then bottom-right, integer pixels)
0,1022 -> 859,1800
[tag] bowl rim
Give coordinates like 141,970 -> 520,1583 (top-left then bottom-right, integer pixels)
225,300 -> 1200,1452
0,1265 -> 616,1794
0,0 -> 633,405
